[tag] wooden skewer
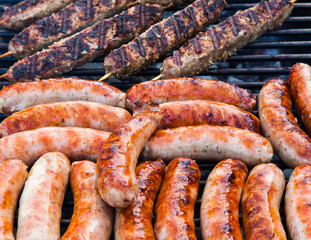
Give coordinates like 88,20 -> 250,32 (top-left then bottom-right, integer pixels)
0,51 -> 12,59
0,73 -> 7,80
152,74 -> 162,81
0,20 -> 5,25
163,3 -> 173,10
98,72 -> 113,82
289,0 -> 297,3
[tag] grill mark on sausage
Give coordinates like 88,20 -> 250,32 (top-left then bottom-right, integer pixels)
208,26 -> 220,49
136,38 -> 146,57
229,15 -> 239,37
172,15 -> 182,41
201,0 -> 211,16
192,37 -> 202,53
98,22 -> 108,49
247,9 -> 258,24
152,26 -> 166,52
185,7 -> 198,29
175,51 -> 182,67
139,4 -> 146,29
263,1 -> 273,19
61,7 -> 70,34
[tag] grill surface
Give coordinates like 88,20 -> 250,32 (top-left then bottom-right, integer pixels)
0,0 -> 311,239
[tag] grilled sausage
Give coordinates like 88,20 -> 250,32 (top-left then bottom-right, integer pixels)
134,100 -> 260,132
0,127 -> 110,166
0,101 -> 131,137
97,109 -> 164,208
8,0 -> 143,59
17,152 -> 71,240
201,159 -> 247,240
0,78 -> 125,114
0,160 -> 28,240
285,165 -> 311,240
3,4 -> 164,82
258,78 -> 311,168
242,163 -> 286,240
142,125 -> 273,166
61,161 -> 113,240
154,157 -> 200,240
0,0 -> 75,31
126,78 -> 256,112
104,0 -> 226,78
160,0 -> 293,78
115,159 -> 166,240
288,62 -> 311,135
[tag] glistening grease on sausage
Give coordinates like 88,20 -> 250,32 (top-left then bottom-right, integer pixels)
201,159 -> 248,240
97,109 -> 164,208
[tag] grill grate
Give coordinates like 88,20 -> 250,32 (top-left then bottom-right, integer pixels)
1,0 -> 311,239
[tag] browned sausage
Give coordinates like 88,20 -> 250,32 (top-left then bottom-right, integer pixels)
154,157 -> 200,240
115,159 -> 166,240
97,109 -> 164,208
200,159 -> 248,240
242,163 -> 286,240
61,160 -> 113,240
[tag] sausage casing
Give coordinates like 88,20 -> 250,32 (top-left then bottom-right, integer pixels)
0,101 -> 131,137
242,163 -> 286,240
288,62 -> 311,135
17,152 -> 71,240
115,159 -> 166,240
0,127 -> 110,165
201,159 -> 247,240
126,78 -> 256,112
285,165 -> 311,240
154,157 -> 200,240
142,125 -> 273,166
0,160 -> 28,240
258,78 -> 311,167
97,110 -> 164,208
0,78 -> 125,114
61,160 -> 113,240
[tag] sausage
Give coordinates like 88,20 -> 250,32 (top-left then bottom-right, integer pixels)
115,159 -> 166,240
60,160 -> 113,240
154,157 -> 200,240
285,165 -> 311,240
126,78 -> 256,112
16,152 -> 71,240
142,125 -> 273,166
134,100 -> 260,132
242,163 -> 286,240
97,109 -> 164,208
0,160 -> 28,240
288,62 -> 311,135
258,78 -> 311,168
104,0 -> 226,78
3,4 -> 165,82
0,127 -> 110,166
160,0 -> 293,78
0,78 -> 125,114
0,101 -> 131,137
200,159 -> 248,240
0,0 -> 75,31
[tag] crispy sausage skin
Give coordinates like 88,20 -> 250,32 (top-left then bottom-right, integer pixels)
17,152 -> 71,240
61,161 -> 113,240
154,157 -> 200,240
242,163 -> 286,240
0,160 -> 28,240
97,110 -> 164,208
0,127 -> 110,165
0,78 -> 125,114
288,62 -> 311,135
0,101 -> 131,137
115,159 -> 166,240
126,78 -> 256,112
201,159 -> 248,240
142,125 -> 273,166
134,100 -> 260,132
258,78 -> 311,168
285,165 -> 311,240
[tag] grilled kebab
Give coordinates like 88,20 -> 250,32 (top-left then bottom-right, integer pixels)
1,4 -> 164,82
103,0 -> 227,79
160,0 -> 294,78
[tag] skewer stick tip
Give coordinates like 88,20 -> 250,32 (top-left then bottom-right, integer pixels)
0,73 -> 7,80
0,20 -> 4,25
152,74 -> 162,81
289,0 -> 297,3
163,3 -> 173,10
0,51 -> 12,59
98,72 -> 113,82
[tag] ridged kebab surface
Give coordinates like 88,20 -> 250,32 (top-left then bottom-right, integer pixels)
0,0 -> 75,31
9,0 -> 137,59
104,0 -> 227,78
4,4 -> 164,82
160,0 -> 294,78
